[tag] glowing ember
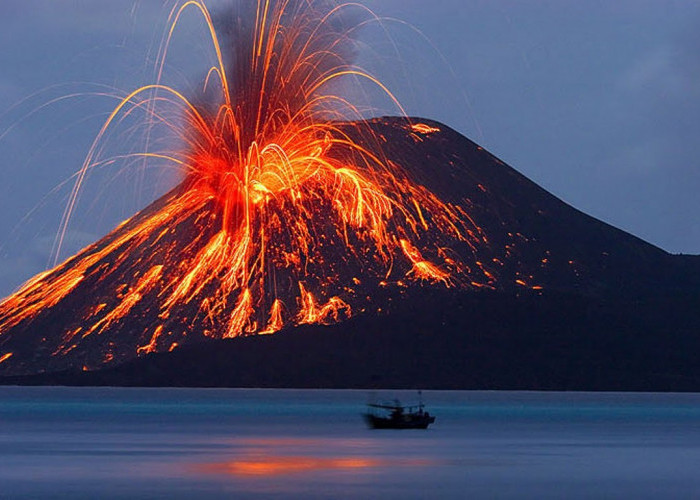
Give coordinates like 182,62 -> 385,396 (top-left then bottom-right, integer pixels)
410,123 -> 441,135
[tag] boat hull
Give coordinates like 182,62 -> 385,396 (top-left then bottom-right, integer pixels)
363,413 -> 435,429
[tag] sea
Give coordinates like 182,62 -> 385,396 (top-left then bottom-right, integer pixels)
1,387 -> 699,499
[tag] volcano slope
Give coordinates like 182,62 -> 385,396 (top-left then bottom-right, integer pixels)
1,117 -> 699,388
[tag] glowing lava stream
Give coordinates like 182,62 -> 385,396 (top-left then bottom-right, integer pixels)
0,0 -> 490,361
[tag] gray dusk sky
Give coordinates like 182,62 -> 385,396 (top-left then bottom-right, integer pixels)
0,0 -> 699,296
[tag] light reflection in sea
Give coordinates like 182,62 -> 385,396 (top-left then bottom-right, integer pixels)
192,437 -> 438,477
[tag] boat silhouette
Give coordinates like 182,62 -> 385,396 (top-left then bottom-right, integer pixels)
363,393 -> 436,429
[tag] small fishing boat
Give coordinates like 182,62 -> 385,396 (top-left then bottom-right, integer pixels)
363,393 -> 435,429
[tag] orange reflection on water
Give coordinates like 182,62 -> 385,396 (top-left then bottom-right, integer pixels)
200,456 -> 378,476
196,455 -> 434,477
193,436 -> 437,477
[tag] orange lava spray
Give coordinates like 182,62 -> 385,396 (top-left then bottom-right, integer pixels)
0,1 -> 487,371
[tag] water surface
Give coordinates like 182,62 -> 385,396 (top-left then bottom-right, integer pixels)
1,387 -> 699,498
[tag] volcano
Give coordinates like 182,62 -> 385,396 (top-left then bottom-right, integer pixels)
3,0 -> 699,388
1,116 -> 699,387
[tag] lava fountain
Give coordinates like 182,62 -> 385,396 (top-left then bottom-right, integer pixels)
0,0 -> 493,375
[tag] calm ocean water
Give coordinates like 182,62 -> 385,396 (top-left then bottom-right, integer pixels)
1,387 -> 700,499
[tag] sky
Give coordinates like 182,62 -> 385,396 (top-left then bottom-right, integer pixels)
0,0 -> 699,296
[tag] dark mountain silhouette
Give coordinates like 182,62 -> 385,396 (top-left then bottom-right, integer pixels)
7,290 -> 700,391
1,117 -> 699,388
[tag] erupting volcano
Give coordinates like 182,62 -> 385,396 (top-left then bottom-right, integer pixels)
0,1 -> 492,376
2,1 -> 699,383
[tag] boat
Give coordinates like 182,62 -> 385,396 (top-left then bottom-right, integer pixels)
363,393 -> 436,429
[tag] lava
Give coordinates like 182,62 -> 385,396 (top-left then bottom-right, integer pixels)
0,0 -> 492,374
